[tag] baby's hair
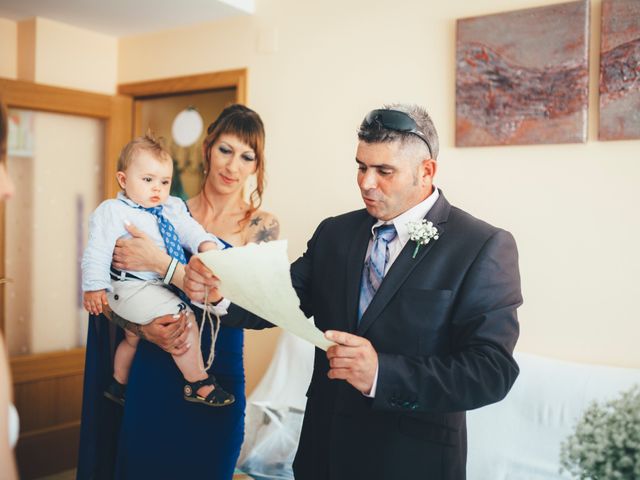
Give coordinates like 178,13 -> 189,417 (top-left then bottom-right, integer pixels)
117,131 -> 172,172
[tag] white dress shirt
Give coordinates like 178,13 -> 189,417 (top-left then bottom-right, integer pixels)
81,192 -> 223,292
365,187 -> 440,397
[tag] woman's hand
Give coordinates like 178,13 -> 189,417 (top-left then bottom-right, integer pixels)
141,311 -> 191,355
184,256 -> 222,304
103,304 -> 191,355
113,222 -> 170,274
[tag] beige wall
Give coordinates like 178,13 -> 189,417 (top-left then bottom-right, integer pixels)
0,18 -> 17,79
32,18 -> 117,94
5,17 -> 118,93
119,0 -> 640,369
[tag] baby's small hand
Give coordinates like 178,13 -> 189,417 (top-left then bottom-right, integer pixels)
83,290 -> 108,315
199,241 -> 220,253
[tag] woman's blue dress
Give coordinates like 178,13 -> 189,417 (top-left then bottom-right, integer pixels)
115,323 -> 245,479
77,247 -> 246,479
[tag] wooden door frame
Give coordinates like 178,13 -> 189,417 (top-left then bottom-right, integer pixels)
118,68 -> 246,99
0,77 -> 132,478
118,68 -> 247,135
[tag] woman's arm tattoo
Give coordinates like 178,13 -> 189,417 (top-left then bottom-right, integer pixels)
250,216 -> 280,243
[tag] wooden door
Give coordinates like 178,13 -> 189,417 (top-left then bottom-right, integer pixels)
0,78 -> 131,479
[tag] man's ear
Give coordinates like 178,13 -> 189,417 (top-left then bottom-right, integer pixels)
420,158 -> 437,185
116,171 -> 127,190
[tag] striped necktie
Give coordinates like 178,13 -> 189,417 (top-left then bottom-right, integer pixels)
358,224 -> 397,321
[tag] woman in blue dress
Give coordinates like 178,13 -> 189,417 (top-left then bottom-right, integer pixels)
77,104 -> 280,479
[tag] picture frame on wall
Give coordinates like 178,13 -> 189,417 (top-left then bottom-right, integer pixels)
455,0 -> 590,147
599,0 -> 640,141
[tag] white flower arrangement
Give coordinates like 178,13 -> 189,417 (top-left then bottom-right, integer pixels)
560,384 -> 640,479
406,219 -> 439,258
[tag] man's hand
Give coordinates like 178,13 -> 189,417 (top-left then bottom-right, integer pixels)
184,256 -> 222,304
113,222 -> 168,274
325,330 -> 378,395
141,311 -> 191,355
83,290 -> 107,315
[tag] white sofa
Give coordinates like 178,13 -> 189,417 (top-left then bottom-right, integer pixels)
239,333 -> 640,479
467,352 -> 640,479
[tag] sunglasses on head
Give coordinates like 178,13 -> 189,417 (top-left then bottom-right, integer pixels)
363,109 -> 433,159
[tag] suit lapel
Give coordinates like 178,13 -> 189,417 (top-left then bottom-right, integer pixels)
345,214 -> 377,332
356,192 -> 451,336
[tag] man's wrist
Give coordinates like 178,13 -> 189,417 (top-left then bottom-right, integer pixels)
363,363 -> 379,398
193,298 -> 230,316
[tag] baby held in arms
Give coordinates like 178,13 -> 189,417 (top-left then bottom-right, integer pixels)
81,133 -> 233,408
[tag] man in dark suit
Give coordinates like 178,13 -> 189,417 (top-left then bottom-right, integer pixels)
185,104 -> 522,480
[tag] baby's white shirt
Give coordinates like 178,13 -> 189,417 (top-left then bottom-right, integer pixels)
81,192 -> 222,292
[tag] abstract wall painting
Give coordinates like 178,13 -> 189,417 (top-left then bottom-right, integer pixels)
599,0 -> 640,141
456,0 -> 589,147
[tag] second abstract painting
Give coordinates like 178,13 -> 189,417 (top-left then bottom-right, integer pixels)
599,0 -> 640,141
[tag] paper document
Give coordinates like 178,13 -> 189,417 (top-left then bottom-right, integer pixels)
198,240 -> 333,351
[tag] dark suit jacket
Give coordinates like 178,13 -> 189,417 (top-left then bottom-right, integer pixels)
226,191 -> 522,480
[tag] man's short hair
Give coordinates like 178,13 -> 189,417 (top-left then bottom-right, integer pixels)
117,132 -> 172,172
358,103 -> 439,160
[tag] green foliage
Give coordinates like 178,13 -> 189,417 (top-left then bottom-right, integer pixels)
560,385 -> 640,479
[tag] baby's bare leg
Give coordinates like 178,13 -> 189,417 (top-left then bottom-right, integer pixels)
171,313 -> 214,398
113,330 -> 139,384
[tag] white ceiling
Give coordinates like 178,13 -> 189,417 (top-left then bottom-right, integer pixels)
0,0 -> 255,37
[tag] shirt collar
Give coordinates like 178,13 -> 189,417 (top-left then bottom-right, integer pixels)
117,191 -> 160,211
371,187 -> 440,246
117,191 -> 137,207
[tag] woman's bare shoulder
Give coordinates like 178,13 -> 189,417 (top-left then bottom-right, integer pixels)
245,210 -> 280,243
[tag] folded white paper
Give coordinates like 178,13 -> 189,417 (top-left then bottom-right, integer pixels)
198,240 -> 333,351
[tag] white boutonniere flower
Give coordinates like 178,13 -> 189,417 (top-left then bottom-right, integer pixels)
407,219 -> 439,258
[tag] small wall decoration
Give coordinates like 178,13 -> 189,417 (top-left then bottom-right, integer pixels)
456,0 -> 589,147
599,0 -> 640,141
7,109 -> 35,157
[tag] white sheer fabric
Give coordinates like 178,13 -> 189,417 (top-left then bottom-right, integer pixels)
8,404 -> 18,448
